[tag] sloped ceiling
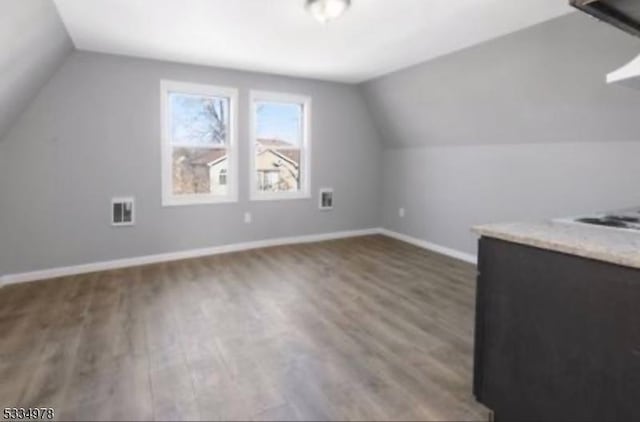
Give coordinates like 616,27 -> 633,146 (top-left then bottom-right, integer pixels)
361,13 -> 640,148
0,0 -> 73,140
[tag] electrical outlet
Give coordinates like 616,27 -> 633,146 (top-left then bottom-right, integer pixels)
399,208 -> 405,218
244,212 -> 252,224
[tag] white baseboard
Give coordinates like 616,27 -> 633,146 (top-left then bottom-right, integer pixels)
378,229 -> 477,265
1,227 -> 476,287
0,228 -> 379,286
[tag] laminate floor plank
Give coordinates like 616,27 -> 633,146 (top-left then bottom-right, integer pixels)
0,235 -> 487,421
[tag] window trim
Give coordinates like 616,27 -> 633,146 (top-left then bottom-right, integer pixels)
160,80 -> 239,207
249,90 -> 312,201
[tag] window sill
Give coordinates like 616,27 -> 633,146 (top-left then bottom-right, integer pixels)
250,192 -> 311,202
162,195 -> 238,207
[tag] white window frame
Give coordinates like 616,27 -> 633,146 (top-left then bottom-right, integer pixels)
249,90 -> 312,201
161,80 -> 239,206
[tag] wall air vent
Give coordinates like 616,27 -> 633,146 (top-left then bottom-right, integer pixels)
319,188 -> 334,210
112,197 -> 135,226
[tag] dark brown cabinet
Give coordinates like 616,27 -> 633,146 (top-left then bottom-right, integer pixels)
570,0 -> 640,38
474,237 -> 640,421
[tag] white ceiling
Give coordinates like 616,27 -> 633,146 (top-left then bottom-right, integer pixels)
53,0 -> 572,83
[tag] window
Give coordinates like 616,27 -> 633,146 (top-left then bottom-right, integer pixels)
161,80 -> 238,206
250,91 -> 311,200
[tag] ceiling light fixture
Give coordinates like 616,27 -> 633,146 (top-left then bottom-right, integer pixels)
306,0 -> 351,24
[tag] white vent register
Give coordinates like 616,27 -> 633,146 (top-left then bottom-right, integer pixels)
112,197 -> 135,226
319,188 -> 334,210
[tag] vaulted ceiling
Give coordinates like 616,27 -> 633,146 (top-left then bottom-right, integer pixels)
362,13 -> 640,147
0,0 -> 73,140
2,0 -> 573,142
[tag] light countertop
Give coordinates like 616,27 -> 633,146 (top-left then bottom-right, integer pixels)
473,220 -> 640,270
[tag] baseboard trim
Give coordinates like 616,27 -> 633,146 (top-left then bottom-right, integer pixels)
0,228 -> 379,286
1,227 -> 476,287
379,229 -> 478,265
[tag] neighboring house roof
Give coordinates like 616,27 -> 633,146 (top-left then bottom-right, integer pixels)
184,139 -> 299,167
257,138 -> 296,148
256,139 -> 300,165
188,149 -> 227,165
258,148 -> 300,168
207,155 -> 227,167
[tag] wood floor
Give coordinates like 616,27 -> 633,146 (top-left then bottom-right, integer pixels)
0,235 -> 487,421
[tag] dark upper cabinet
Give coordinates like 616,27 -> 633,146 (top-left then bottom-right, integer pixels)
570,0 -> 640,38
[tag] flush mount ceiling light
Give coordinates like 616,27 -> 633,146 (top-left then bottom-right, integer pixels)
306,0 -> 351,24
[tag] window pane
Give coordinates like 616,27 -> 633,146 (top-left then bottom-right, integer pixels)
170,93 -> 229,145
256,101 -> 303,147
172,147 -> 228,196
256,143 -> 300,193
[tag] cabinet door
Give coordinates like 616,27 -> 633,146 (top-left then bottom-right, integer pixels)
476,237 -> 640,421
473,239 -> 487,401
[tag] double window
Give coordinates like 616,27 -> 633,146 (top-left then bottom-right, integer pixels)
161,81 -> 310,206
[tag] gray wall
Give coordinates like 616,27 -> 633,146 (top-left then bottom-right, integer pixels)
0,0 -> 73,140
0,51 -> 382,275
4,10 -> 640,273
363,13 -> 640,255
381,142 -> 640,255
